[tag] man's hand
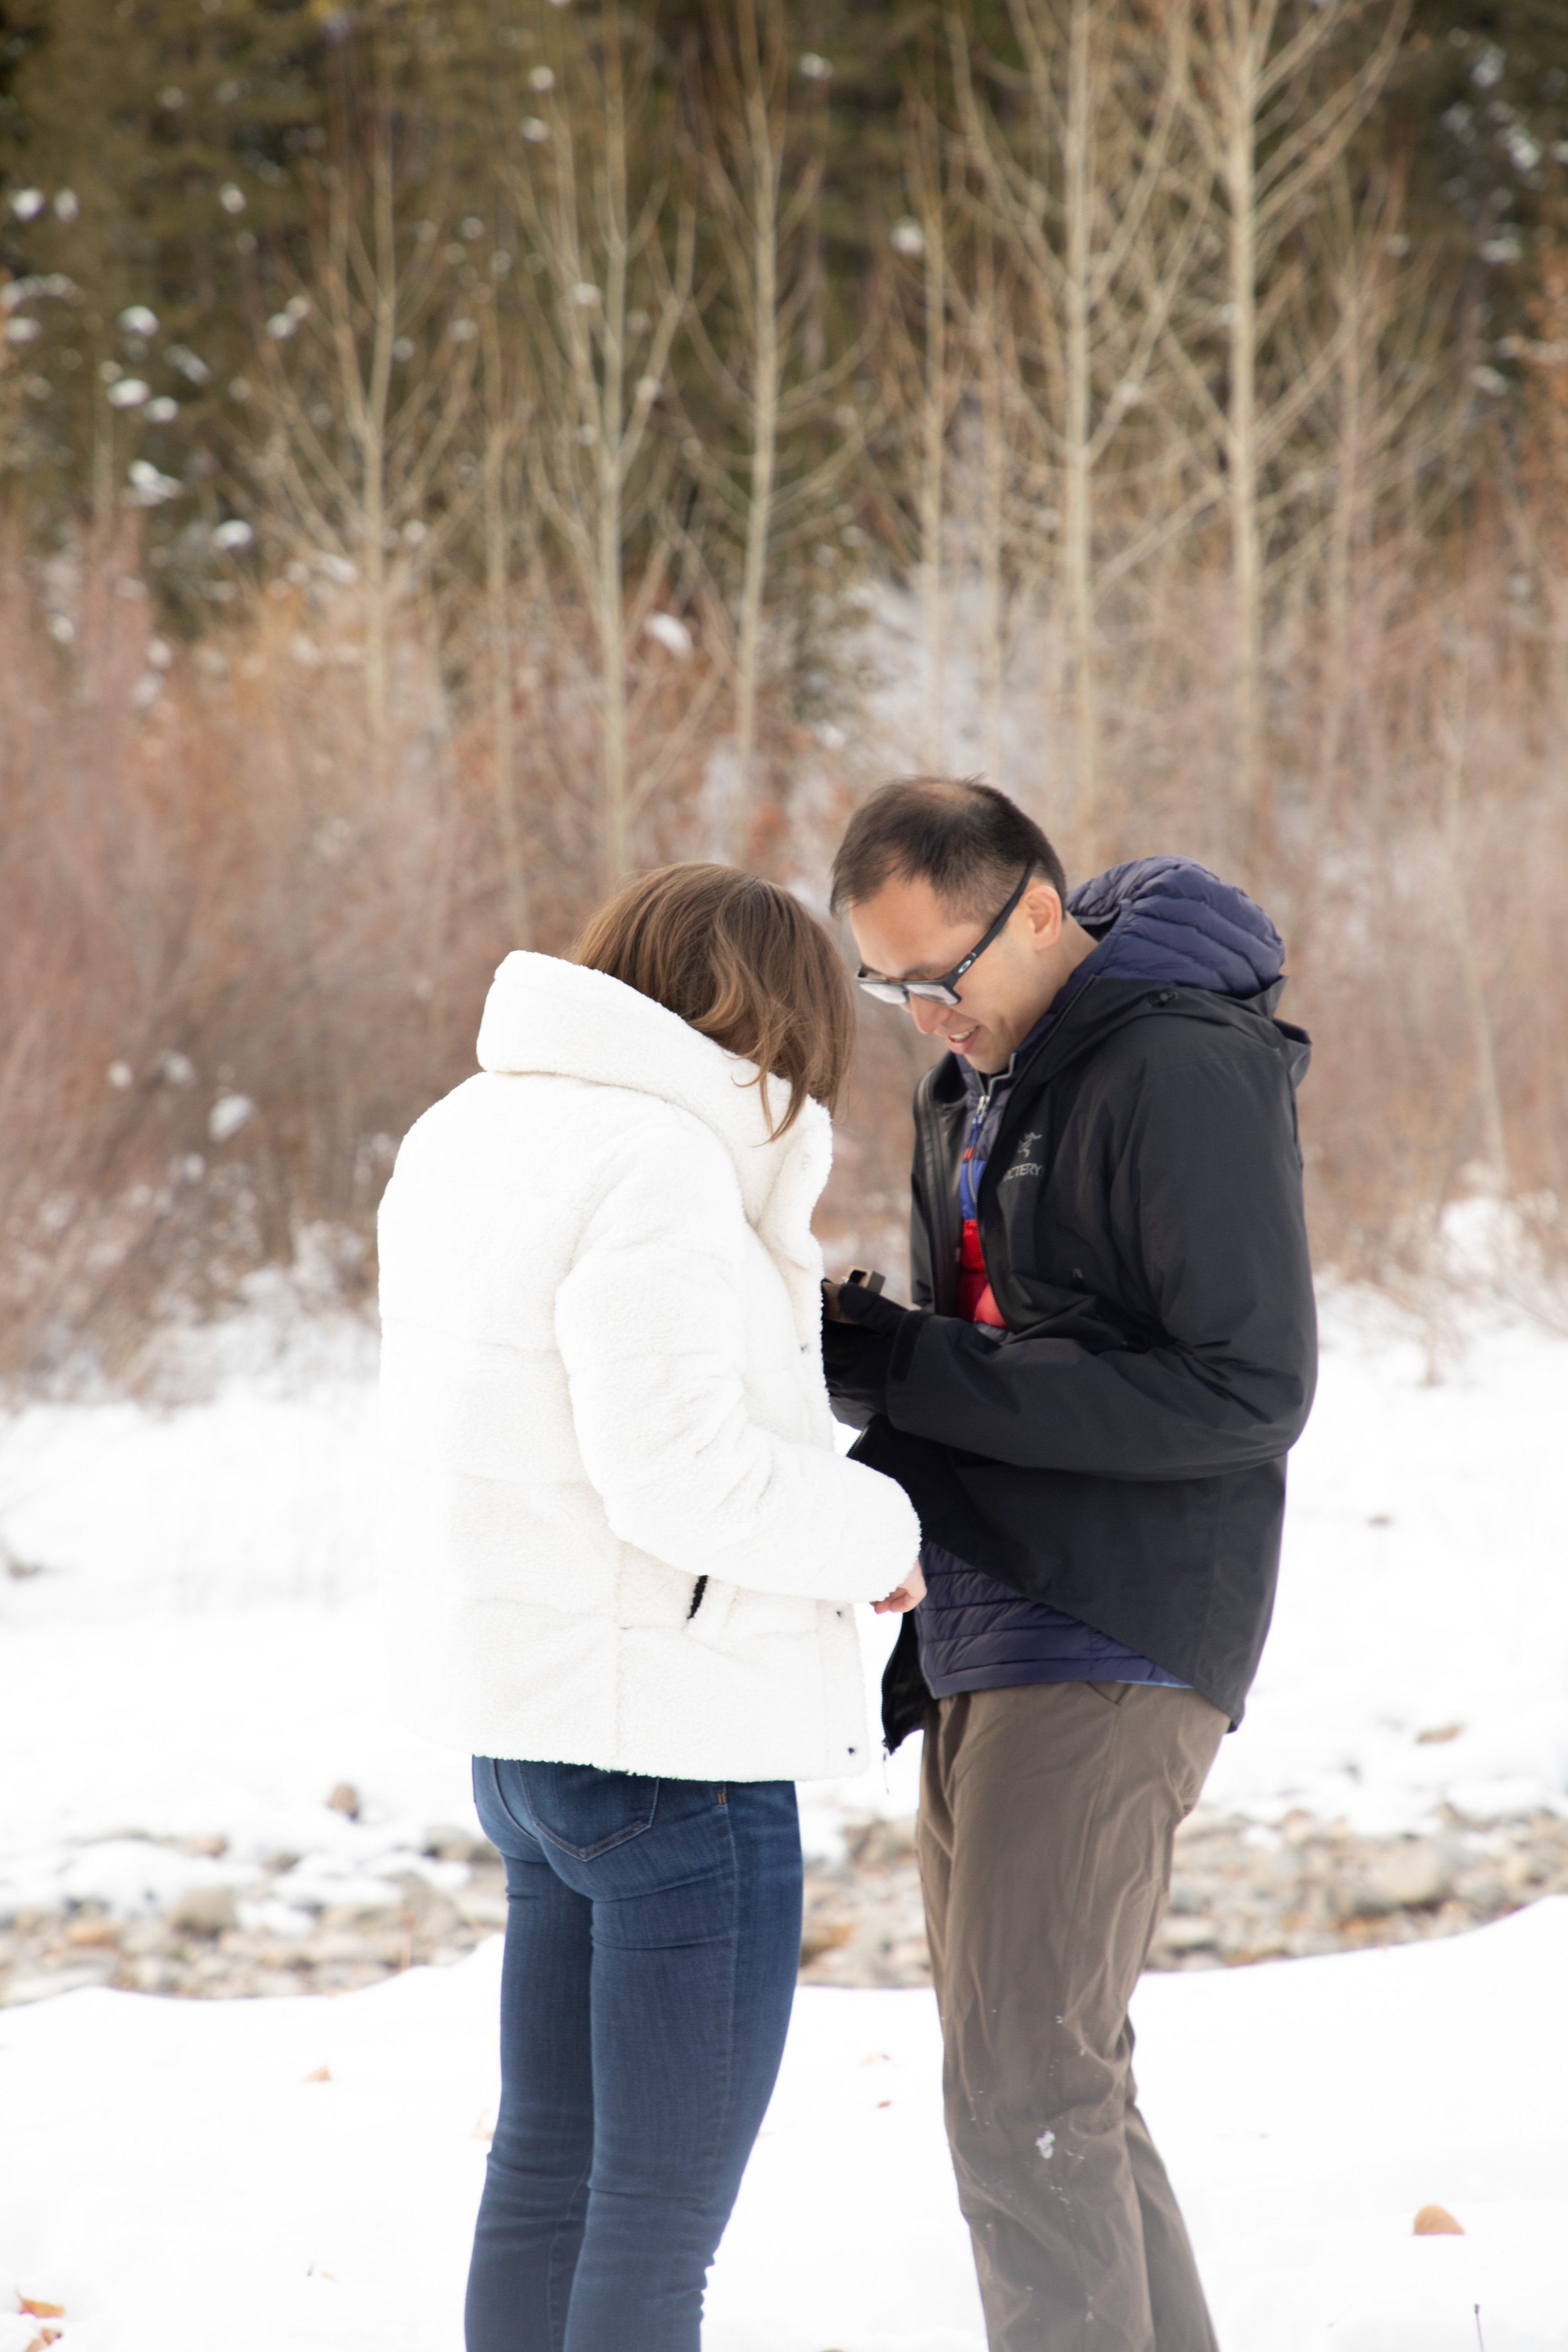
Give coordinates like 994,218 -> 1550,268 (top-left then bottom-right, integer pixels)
822,1271 -> 911,1428
873,1562 -> 926,1614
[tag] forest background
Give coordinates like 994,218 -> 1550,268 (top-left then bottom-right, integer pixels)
3,0 -> 1567,1381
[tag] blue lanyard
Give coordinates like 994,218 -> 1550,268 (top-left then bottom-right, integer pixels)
958,1080 -> 995,1223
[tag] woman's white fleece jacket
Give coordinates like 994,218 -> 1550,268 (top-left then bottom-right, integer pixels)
377,951 -> 921,1783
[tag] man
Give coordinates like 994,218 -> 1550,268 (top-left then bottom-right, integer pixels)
821,778 -> 1316,2352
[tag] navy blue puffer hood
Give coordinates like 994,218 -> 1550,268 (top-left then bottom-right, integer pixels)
1069,856 -> 1283,999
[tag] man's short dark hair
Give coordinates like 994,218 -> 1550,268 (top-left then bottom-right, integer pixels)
829,776 -> 1069,921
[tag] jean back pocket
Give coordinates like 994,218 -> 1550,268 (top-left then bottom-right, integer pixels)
516,1759 -> 660,1860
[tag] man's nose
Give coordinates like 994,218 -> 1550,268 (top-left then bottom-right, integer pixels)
909,995 -> 948,1036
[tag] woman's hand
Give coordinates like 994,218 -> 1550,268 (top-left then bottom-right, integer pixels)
872,1562 -> 926,1614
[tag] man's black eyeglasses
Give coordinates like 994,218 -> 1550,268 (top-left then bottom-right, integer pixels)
855,865 -> 1035,1007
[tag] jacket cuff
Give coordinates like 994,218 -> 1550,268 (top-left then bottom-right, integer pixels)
837,1282 -> 912,1341
841,1289 -> 926,1392
821,1316 -> 893,1428
887,1309 -> 928,1385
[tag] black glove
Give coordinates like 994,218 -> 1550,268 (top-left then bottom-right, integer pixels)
820,1280 -> 911,1427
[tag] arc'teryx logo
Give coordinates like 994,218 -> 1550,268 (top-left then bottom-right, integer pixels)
1002,1130 -> 1044,1183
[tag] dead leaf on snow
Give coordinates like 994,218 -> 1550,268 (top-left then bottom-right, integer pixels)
1413,2203 -> 1465,2235
65,1917 -> 118,1948
302,2063 -> 332,2084
18,2299 -> 66,2318
24,2331 -> 63,2351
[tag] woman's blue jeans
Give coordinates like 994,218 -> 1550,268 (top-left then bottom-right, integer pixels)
465,1757 -> 803,2352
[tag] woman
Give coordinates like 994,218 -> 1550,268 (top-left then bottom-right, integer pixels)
377,864 -> 923,2352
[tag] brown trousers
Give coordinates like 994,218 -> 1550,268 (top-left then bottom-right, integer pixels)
918,1680 -> 1228,2352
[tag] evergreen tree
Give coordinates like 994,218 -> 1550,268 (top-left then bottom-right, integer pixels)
0,0 -> 329,542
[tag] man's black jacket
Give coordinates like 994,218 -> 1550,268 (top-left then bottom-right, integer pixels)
825,859 -> 1318,1748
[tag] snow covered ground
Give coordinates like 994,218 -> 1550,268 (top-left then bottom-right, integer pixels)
2,1900 -> 1564,2351
1,1289 -> 1567,2346
1,1289 -> 1565,1919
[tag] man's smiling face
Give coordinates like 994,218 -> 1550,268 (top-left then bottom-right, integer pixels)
847,869 -> 1089,1074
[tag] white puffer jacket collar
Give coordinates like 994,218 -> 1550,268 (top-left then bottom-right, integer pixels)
476,951 -> 830,1340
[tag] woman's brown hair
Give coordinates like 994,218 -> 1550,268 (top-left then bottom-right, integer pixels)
573,864 -> 854,1136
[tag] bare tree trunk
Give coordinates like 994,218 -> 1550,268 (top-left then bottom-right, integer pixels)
92,371 -> 114,543
1439,621 -> 1509,1190
366,140 -> 398,741
327,131 -> 396,746
1318,198 -> 1367,794
1219,14 -> 1262,818
482,377 -> 530,947
596,4 -> 631,885
905,100 -> 953,771
919,204 -> 949,771
1320,443 -> 1360,790
731,0 -> 781,855
481,276 -> 531,945
1061,0 -> 1099,856
974,220 -> 1007,782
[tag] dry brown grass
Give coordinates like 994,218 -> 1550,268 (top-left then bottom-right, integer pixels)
3,523 -> 1566,1384
0,539 -> 712,1381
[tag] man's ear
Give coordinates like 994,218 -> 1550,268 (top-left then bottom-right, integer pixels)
1022,881 -> 1064,948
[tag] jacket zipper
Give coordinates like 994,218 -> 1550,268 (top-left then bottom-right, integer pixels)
960,1076 -> 997,1291
969,1077 -> 996,1165
963,1077 -> 1001,1214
